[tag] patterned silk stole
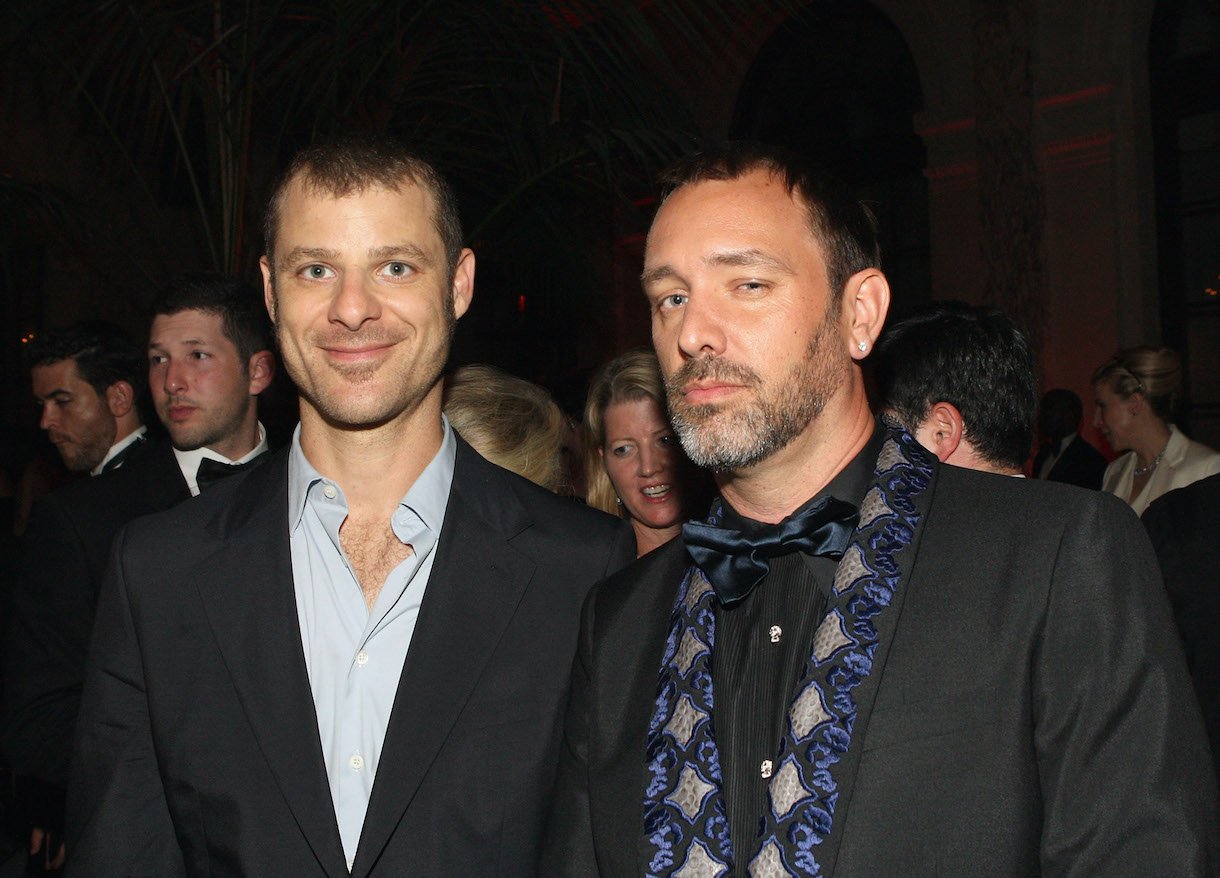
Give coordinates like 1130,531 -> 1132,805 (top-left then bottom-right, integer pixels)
641,429 -> 934,877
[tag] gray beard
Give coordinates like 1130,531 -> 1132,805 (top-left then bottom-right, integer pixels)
665,317 -> 846,472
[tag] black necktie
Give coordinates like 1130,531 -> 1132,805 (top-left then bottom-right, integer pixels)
196,457 -> 256,491
683,495 -> 859,607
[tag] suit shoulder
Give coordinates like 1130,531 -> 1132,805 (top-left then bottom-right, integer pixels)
931,464 -> 1136,534
589,537 -> 688,616
456,444 -> 627,543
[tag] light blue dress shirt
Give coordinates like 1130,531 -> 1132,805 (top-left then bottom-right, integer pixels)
286,419 -> 455,867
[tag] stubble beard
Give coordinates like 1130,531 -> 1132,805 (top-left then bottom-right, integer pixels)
665,315 -> 848,472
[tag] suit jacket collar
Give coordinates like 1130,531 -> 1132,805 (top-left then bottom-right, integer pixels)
192,438 -> 540,877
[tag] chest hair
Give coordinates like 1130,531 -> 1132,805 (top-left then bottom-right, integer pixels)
339,515 -> 413,609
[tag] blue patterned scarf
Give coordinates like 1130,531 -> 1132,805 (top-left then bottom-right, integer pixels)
641,425 -> 933,876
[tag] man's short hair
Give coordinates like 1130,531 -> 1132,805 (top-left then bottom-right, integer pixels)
875,302 -> 1036,471
25,321 -> 145,401
658,141 -> 881,303
151,272 -> 271,364
263,134 -> 464,279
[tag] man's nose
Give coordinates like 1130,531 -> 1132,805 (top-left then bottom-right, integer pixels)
329,273 -> 382,330
164,361 -> 187,394
676,293 -> 727,360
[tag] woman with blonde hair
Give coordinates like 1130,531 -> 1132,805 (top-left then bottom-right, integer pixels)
1092,345 -> 1220,514
584,348 -> 705,556
443,364 -> 567,493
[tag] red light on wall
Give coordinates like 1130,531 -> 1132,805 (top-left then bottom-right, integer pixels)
518,295 -> 527,314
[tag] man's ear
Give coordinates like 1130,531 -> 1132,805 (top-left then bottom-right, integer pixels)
260,256 -> 276,323
841,268 -> 891,360
451,248 -> 476,321
915,401 -> 965,463
247,350 -> 275,396
105,380 -> 135,418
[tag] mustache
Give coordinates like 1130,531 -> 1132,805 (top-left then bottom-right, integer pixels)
666,356 -> 761,398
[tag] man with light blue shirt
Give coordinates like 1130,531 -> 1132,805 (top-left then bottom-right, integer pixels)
67,135 -> 634,877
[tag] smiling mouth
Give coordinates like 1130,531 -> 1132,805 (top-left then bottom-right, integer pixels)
642,484 -> 672,498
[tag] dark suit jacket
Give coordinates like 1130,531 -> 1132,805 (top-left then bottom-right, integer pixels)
1034,433 -> 1107,490
1143,472 -> 1220,795
544,464 -> 1218,876
67,437 -> 634,877
2,439 -> 189,804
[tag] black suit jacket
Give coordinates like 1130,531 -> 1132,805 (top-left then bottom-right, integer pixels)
2,438 -> 190,801
1035,433 -> 1107,490
544,463 -> 1218,876
67,437 -> 634,877
1143,472 -> 1220,794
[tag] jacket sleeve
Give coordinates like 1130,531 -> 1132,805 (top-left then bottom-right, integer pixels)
1033,492 -> 1219,875
2,493 -> 96,823
540,587 -> 600,877
65,528 -> 186,877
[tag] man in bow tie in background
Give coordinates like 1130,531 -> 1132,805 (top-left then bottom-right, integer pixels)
543,142 -> 1218,876
2,273 -> 273,871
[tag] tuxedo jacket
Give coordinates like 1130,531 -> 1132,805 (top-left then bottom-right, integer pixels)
2,438 -> 190,797
1035,433 -> 1107,490
67,437 -> 634,877
1103,425 -> 1220,515
543,462 -> 1218,876
1143,472 -> 1220,795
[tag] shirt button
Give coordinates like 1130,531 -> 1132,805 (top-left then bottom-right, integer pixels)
349,753 -> 364,770
322,484 -> 338,499
769,625 -> 782,643
760,759 -> 773,779
355,650 -> 369,666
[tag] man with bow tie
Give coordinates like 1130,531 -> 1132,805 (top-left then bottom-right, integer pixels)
2,273 -> 274,871
543,142 -> 1218,876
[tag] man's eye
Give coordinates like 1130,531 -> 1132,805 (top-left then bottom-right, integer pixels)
662,293 -> 687,309
303,264 -> 333,280
381,262 -> 413,278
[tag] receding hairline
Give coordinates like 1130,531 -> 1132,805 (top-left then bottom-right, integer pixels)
265,166 -> 445,258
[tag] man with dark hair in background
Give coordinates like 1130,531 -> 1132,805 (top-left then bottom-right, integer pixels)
69,136 -> 632,875
2,274 -> 274,871
544,142 -> 1216,876
873,302 -> 1036,476
1033,388 -> 1108,489
27,322 -> 148,476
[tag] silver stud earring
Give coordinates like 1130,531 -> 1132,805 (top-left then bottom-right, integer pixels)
857,341 -> 868,352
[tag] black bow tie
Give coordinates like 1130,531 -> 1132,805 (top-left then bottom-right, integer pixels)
683,496 -> 859,607
196,456 -> 256,491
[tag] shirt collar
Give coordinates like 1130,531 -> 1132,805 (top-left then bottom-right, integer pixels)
287,416 -> 457,534
92,425 -> 148,476
174,422 -> 269,495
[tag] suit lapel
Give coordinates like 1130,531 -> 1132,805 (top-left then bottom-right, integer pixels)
352,450 -> 535,875
191,453 -> 348,876
811,432 -> 938,875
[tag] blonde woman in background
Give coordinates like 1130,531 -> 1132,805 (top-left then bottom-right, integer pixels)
584,348 -> 706,556
443,364 -> 567,493
1092,345 -> 1220,515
